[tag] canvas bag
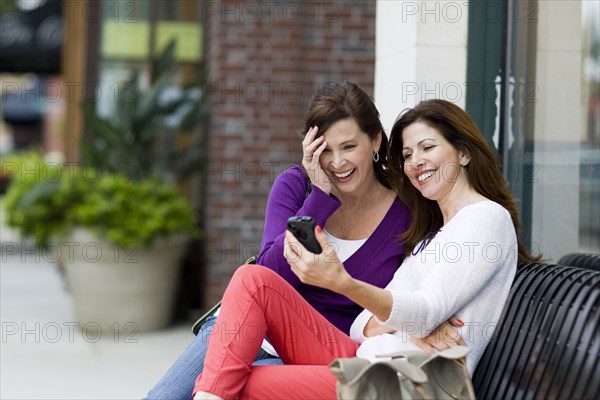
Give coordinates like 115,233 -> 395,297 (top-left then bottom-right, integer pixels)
329,345 -> 476,399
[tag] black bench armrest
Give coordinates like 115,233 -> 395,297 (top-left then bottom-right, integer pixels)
473,263 -> 600,399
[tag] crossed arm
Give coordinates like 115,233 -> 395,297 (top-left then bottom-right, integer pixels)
284,229 -> 466,353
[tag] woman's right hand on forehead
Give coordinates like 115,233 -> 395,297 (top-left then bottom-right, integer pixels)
302,126 -> 332,194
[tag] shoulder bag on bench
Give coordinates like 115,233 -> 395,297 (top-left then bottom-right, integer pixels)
329,345 -> 475,400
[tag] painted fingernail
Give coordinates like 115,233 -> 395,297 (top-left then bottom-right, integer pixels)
457,319 -> 464,325
316,225 -> 322,233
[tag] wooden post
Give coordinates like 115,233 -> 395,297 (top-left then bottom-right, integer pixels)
61,0 -> 88,163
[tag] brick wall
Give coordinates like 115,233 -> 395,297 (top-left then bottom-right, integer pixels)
202,0 -> 377,308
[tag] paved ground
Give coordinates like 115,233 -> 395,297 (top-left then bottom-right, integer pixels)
0,234 -> 195,399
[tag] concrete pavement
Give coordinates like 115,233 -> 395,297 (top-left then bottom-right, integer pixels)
1,239 -> 195,399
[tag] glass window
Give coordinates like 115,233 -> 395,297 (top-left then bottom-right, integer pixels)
468,0 -> 599,261
510,0 -> 599,260
95,1 -> 204,121
579,1 -> 600,252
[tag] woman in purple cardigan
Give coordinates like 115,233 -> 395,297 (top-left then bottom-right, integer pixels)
147,82 -> 454,399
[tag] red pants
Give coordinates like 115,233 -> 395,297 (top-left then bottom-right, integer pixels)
194,265 -> 360,399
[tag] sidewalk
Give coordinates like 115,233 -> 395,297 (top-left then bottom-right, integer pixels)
0,240 -> 194,399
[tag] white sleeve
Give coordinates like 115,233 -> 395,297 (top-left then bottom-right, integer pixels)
377,205 -> 517,338
349,308 -> 374,343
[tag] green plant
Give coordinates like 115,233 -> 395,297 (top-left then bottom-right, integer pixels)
0,148 -> 45,178
3,163 -> 198,249
82,39 -> 207,183
71,174 -> 198,247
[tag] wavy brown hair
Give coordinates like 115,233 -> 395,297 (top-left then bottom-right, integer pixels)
303,81 -> 390,189
388,99 -> 540,263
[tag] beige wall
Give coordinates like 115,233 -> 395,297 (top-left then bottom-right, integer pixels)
375,0 -> 594,260
375,0 -> 468,132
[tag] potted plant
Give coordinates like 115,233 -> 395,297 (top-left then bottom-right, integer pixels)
2,40 -> 206,331
3,163 -> 199,331
0,148 -> 45,242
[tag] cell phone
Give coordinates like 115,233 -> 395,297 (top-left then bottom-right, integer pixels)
287,216 -> 323,254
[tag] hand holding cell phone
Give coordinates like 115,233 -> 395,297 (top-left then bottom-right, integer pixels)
285,216 -> 349,294
286,216 -> 323,254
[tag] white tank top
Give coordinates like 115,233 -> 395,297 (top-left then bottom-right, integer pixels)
322,228 -> 368,262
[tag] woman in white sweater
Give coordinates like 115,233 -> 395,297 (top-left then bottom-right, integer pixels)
194,99 -> 541,400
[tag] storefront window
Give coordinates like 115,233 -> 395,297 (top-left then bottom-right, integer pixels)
511,1 -> 599,260
467,0 -> 598,261
579,1 -> 600,252
96,0 -> 203,118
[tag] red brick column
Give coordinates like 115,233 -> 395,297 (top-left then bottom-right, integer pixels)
202,1 -> 376,307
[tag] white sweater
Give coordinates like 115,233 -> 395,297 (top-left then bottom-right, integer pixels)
349,200 -> 518,375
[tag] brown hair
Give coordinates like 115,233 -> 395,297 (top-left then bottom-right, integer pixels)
388,99 -> 540,263
303,81 -> 390,189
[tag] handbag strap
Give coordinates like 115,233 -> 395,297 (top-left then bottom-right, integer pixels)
377,345 -> 470,367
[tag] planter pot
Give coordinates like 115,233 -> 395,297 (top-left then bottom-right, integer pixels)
62,229 -> 189,332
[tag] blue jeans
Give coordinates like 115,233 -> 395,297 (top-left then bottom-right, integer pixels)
145,316 -> 283,399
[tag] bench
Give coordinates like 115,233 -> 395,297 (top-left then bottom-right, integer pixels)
192,258 -> 599,398
558,252 -> 600,272
473,262 -> 599,399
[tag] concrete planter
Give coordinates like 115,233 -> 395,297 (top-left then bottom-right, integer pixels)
62,229 -> 188,332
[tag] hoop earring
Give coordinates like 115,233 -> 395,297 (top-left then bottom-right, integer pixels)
373,152 -> 380,163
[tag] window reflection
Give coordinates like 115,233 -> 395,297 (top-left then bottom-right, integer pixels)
579,0 -> 600,252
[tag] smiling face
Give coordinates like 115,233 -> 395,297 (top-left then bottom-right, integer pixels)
319,118 -> 381,196
401,121 -> 470,202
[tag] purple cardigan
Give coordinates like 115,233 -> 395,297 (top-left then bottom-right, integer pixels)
257,166 -> 411,334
